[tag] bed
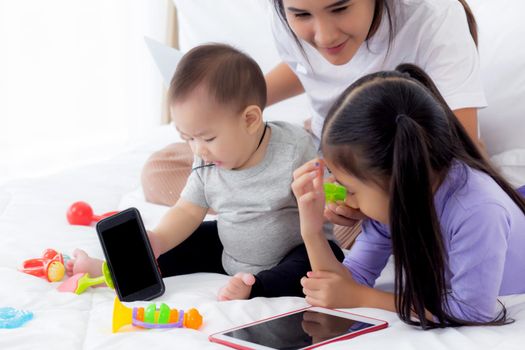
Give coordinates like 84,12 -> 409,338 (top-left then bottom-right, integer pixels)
1,124 -> 525,349
2,0 -> 525,349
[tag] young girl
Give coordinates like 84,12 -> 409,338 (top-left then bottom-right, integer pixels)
291,64 -> 525,328
142,0 -> 484,248
68,43 -> 343,301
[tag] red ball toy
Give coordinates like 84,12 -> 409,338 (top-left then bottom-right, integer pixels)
67,201 -> 118,226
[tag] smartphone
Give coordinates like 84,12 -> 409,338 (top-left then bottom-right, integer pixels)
96,207 -> 165,302
209,306 -> 388,349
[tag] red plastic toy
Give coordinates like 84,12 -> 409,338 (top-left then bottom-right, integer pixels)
67,201 -> 118,226
19,249 -> 69,282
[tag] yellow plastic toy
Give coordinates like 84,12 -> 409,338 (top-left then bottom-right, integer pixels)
112,297 -> 203,333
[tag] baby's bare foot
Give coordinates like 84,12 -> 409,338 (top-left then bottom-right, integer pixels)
217,272 -> 256,301
66,249 -> 104,278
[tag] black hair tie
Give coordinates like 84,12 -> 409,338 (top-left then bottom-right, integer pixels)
396,114 -> 409,124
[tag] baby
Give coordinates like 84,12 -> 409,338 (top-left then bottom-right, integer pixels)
67,43 -> 343,300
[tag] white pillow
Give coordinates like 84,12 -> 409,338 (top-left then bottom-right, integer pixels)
173,0 -> 278,72
172,0 -> 310,125
467,0 -> 525,185
469,0 -> 525,156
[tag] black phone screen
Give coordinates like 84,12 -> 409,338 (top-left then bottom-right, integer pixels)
223,310 -> 373,349
101,218 -> 159,298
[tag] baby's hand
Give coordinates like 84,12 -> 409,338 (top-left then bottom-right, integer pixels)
66,249 -> 103,277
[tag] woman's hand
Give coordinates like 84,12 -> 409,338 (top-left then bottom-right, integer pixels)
292,159 -> 326,237
301,269 -> 363,309
323,173 -> 367,226
324,201 -> 367,227
303,118 -> 312,133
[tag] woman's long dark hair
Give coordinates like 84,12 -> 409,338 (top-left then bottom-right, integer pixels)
321,64 -> 524,329
271,0 -> 478,57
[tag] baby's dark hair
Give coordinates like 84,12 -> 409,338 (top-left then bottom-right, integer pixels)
168,43 -> 267,113
322,64 -> 523,329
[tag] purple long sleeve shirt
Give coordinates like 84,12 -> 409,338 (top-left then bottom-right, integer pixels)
343,161 -> 525,322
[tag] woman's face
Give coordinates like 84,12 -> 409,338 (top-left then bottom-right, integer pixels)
282,0 -> 376,65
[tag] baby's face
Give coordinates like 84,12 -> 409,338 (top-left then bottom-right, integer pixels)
171,87 -> 255,170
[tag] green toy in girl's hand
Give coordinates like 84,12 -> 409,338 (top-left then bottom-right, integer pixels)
324,183 -> 347,202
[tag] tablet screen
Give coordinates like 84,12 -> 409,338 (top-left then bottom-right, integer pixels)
222,309 -> 374,349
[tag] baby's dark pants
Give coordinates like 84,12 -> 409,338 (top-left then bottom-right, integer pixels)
157,221 -> 345,298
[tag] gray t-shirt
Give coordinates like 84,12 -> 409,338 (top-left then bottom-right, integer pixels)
180,121 -> 335,275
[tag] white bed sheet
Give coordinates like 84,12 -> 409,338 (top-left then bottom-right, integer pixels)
1,125 -> 525,350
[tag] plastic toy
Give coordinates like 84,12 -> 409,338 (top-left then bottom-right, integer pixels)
112,297 -> 203,333
67,201 -> 119,226
0,307 -> 33,329
58,261 -> 114,294
19,248 -> 70,282
324,183 -> 347,202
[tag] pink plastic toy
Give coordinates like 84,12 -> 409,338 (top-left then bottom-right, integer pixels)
66,201 -> 118,226
58,261 -> 114,294
19,249 -> 70,282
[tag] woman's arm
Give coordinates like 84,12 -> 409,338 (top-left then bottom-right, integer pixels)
265,62 -> 304,106
454,108 -> 478,143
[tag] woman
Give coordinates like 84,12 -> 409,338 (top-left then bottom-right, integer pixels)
142,0 -> 484,247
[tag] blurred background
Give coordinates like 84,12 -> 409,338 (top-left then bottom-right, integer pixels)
0,0 -> 171,184
2,0 -> 525,187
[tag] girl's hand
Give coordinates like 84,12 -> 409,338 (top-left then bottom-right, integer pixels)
300,270 -> 362,309
292,159 -> 326,237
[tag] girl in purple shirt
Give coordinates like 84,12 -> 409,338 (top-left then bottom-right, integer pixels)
291,64 -> 525,329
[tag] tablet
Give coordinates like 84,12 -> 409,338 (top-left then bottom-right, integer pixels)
209,306 -> 388,349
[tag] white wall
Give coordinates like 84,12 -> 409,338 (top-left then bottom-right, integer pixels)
0,0 -> 168,184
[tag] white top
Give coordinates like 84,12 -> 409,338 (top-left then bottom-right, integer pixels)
271,0 -> 487,140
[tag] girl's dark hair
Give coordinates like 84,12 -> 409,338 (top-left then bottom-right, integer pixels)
169,43 -> 267,113
271,0 -> 478,56
321,63 -> 523,329
458,0 -> 478,45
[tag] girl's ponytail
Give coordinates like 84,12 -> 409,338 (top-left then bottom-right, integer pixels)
390,114 -> 447,328
395,63 -> 483,161
396,63 -> 525,220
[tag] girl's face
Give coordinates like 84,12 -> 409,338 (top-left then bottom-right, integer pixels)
325,159 -> 390,224
282,0 -> 375,65
171,86 -> 260,170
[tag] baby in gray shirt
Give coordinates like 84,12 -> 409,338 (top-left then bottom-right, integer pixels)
67,44 -> 343,301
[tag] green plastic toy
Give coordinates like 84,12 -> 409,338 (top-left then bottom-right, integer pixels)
324,183 -> 347,202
